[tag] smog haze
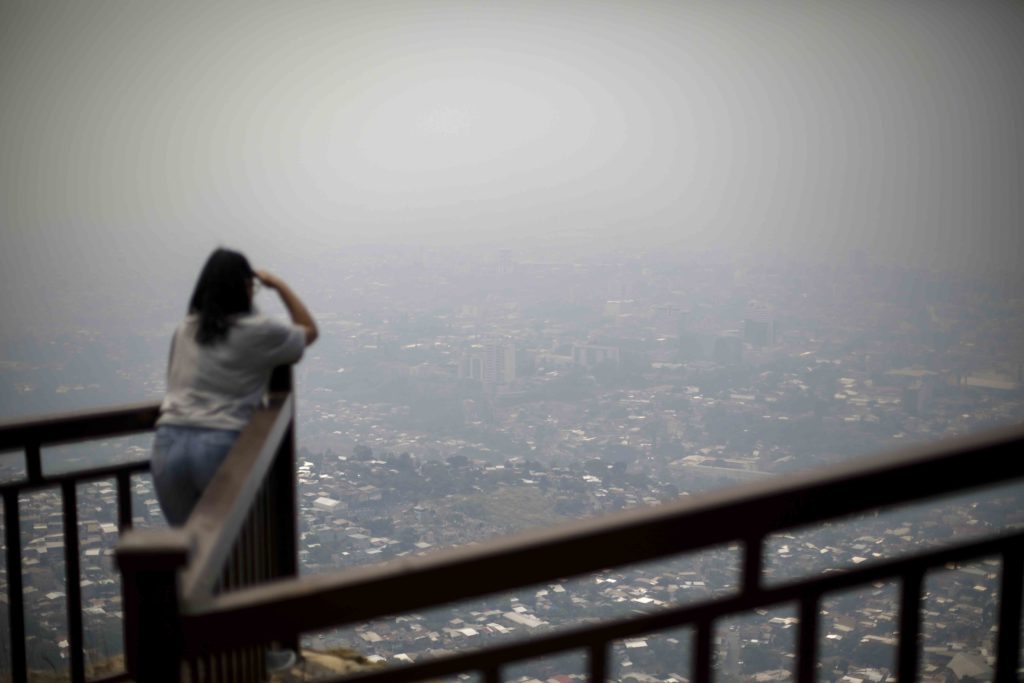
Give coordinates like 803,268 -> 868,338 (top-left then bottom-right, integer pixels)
1,1 -> 1023,332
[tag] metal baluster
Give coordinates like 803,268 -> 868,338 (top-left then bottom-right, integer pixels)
264,483 -> 273,583
797,594 -> 820,683
62,481 -> 86,682
245,512 -> 255,586
694,620 -> 712,683
589,642 -> 607,683
3,491 -> 27,683
996,546 -> 1023,683
116,470 -> 133,531
897,569 -> 924,683
483,665 -> 502,683
25,443 -> 42,484
743,536 -> 763,596
259,483 -> 268,583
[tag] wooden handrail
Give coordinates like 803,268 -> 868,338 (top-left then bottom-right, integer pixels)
181,423 -> 1024,644
0,458 -> 151,495
1,368 -> 298,682
0,401 -> 160,451
4,381 -> 1021,682
0,401 -> 160,683
114,366 -> 298,680
199,532 -> 1024,683
180,392 -> 294,601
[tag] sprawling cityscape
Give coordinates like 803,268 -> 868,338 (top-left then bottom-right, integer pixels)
1,245 -> 1022,682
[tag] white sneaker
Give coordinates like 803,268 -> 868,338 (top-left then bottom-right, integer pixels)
266,648 -> 297,672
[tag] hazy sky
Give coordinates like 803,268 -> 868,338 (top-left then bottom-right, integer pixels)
1,1 -> 1022,330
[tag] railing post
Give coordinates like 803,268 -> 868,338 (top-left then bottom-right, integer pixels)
4,491 -> 28,683
897,568 -> 924,683
269,365 -> 300,652
116,529 -> 191,682
996,546 -> 1023,683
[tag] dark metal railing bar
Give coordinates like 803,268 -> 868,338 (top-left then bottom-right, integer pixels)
995,545 -> 1023,683
222,552 -> 232,593
0,459 -> 150,497
589,641 -> 607,683
244,515 -> 253,586
693,619 -> 712,683
275,422 -> 298,582
483,664 -> 501,683
230,540 -> 241,591
796,592 -> 820,683
269,472 -> 281,582
3,491 -> 28,683
239,515 -> 249,588
743,535 -> 763,597
246,511 -> 256,586
62,480 -> 86,683
237,647 -> 246,683
299,531 -> 1024,683
25,443 -> 41,483
231,527 -> 241,593
246,645 -> 256,682
239,522 -> 248,588
240,515 -> 249,589
260,483 -> 270,583
896,568 -> 924,683
116,470 -> 133,531
273,418 -> 301,655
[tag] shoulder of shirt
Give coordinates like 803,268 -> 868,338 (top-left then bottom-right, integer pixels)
233,313 -> 286,329
232,314 -> 299,338
176,315 -> 198,335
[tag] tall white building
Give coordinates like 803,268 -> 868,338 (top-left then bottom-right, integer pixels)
571,343 -> 620,368
459,341 -> 516,385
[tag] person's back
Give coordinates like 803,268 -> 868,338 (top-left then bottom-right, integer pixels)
159,312 -> 306,430
151,248 -> 318,526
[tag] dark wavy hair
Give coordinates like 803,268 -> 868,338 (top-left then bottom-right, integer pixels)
188,248 -> 254,345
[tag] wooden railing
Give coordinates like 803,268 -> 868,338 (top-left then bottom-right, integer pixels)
0,366 -> 297,683
116,366 -> 299,682
175,423 -> 1024,683
2,373 -> 1022,682
0,400 -> 159,683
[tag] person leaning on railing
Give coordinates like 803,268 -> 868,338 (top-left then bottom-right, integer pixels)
152,247 -> 318,527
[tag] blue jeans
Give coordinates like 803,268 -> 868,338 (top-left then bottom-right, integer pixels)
151,425 -> 240,526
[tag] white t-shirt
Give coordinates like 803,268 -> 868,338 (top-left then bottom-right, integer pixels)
157,313 -> 306,430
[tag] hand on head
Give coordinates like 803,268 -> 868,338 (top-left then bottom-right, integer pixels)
254,270 -> 282,290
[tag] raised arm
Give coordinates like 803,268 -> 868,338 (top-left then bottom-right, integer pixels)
255,270 -> 319,346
